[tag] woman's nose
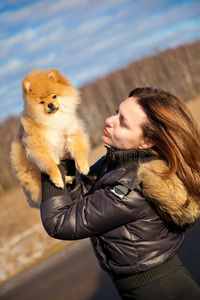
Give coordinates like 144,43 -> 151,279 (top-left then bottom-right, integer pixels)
105,115 -> 114,126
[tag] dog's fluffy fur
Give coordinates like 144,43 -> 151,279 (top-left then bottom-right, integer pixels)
10,69 -> 90,208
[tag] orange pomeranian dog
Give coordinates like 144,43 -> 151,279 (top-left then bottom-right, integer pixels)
10,69 -> 90,208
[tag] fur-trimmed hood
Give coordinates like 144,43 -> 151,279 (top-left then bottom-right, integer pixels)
137,159 -> 200,228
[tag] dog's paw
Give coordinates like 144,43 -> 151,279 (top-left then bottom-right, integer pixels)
65,175 -> 75,184
81,166 -> 90,175
51,176 -> 64,189
76,162 -> 89,175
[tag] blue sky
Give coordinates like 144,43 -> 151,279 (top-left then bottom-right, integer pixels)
0,0 -> 199,121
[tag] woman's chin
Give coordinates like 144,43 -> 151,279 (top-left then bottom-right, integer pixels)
101,135 -> 112,147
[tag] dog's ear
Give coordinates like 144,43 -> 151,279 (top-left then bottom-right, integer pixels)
47,69 -> 57,80
22,77 -> 32,93
47,69 -> 70,87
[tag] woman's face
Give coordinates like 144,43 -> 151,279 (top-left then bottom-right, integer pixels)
102,97 -> 154,150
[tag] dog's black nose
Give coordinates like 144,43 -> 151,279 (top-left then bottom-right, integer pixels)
48,103 -> 54,109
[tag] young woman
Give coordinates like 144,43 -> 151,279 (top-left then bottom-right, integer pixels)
40,87 -> 200,299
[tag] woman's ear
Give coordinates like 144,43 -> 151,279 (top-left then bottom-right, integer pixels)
139,138 -> 155,149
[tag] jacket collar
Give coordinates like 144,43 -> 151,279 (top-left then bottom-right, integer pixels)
137,159 -> 200,228
105,146 -> 149,170
104,146 -> 200,228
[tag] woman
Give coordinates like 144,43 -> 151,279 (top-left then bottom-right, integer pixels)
40,87 -> 200,299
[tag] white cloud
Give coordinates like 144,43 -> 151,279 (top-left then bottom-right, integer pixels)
1,29 -> 36,59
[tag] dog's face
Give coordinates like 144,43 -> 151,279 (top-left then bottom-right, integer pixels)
22,69 -> 80,122
26,91 -> 60,115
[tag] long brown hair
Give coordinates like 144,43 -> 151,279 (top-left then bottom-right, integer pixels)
129,87 -> 200,204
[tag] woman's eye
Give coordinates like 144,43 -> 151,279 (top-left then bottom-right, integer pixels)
114,109 -> 127,127
52,95 -> 57,99
40,101 -> 45,104
120,117 -> 127,127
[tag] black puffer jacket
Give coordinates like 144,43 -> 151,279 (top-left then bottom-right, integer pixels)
40,147 -> 199,277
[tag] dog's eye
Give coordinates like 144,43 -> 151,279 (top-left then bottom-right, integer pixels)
40,101 -> 45,104
52,95 -> 57,99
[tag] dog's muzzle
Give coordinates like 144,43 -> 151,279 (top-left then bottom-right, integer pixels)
47,103 -> 59,114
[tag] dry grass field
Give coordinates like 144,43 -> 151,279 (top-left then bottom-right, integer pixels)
0,96 -> 200,283
0,143 -> 106,282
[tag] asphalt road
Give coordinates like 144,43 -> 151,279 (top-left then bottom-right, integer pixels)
0,239 -> 120,300
0,220 -> 200,300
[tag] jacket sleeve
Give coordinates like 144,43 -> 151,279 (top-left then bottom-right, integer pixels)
40,163 -> 149,240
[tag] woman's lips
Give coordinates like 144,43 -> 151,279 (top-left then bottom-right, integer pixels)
104,126 -> 110,136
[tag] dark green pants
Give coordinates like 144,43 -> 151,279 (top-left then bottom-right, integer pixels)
117,267 -> 200,300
